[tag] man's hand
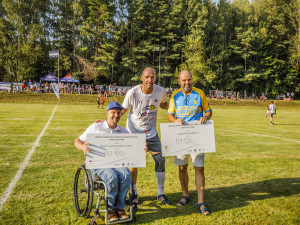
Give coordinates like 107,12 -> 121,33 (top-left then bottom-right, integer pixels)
199,116 -> 208,124
82,143 -> 91,156
199,111 -> 212,124
144,143 -> 148,155
74,138 -> 91,156
95,120 -> 104,123
175,118 -> 185,125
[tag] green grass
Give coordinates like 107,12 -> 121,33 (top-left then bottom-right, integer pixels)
0,98 -> 299,224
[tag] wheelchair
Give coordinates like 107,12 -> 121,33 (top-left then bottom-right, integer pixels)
73,164 -> 138,225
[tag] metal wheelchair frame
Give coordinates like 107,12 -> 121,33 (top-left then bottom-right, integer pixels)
73,164 -> 137,225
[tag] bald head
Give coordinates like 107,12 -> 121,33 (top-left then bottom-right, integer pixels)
142,67 -> 155,77
178,70 -> 192,79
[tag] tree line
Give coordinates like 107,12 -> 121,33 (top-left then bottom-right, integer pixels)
0,0 -> 299,97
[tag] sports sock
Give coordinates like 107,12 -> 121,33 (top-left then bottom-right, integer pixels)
133,184 -> 138,195
155,172 -> 165,196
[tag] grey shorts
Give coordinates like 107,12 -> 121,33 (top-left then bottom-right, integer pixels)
146,134 -> 162,153
174,154 -> 204,167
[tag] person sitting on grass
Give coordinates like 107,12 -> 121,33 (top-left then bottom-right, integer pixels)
74,102 -> 131,223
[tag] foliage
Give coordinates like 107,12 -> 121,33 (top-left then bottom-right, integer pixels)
0,0 -> 299,95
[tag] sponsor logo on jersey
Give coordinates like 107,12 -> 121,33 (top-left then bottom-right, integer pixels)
138,128 -> 151,133
143,105 -> 156,110
139,112 -> 148,117
139,111 -> 157,117
193,100 -> 197,105
176,107 -> 201,116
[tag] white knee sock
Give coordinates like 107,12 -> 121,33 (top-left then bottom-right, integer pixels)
155,172 -> 165,196
133,184 -> 138,195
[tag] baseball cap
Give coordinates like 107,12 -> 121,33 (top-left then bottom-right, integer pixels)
106,102 -> 123,111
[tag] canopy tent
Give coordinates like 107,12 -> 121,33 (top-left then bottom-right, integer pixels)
60,73 -> 79,83
40,73 -> 59,82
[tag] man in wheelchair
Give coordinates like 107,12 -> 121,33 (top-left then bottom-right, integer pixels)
74,102 -> 132,223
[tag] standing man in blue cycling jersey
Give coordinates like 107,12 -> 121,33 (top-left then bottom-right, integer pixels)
168,70 -> 212,215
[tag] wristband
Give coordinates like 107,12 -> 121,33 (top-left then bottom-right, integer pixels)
205,116 -> 209,120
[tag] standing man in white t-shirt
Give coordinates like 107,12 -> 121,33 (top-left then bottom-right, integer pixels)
122,67 -> 171,205
268,100 -> 276,125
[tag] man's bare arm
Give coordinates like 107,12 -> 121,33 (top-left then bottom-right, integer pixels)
74,138 -> 91,155
168,113 -> 184,125
160,101 -> 169,110
121,108 -> 128,117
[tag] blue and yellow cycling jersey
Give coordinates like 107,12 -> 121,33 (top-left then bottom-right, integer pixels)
168,87 -> 212,122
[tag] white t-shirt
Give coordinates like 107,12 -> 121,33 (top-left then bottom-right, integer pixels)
269,104 -> 276,114
79,121 -> 129,142
122,84 -> 167,139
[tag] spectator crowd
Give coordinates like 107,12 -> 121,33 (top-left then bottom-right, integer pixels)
10,80 -> 131,96
1,80 -> 295,101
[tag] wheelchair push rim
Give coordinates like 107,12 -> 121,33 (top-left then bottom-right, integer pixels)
73,165 -> 94,218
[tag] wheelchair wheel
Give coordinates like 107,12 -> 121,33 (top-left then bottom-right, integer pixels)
74,164 -> 94,218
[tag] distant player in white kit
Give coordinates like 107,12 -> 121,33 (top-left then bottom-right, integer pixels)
121,67 -> 171,205
268,100 -> 276,125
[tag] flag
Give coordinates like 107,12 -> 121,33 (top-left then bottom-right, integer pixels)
52,83 -> 60,101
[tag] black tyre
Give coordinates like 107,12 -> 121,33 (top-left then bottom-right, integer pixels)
74,164 -> 94,218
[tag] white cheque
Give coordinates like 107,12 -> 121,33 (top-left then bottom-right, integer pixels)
160,120 -> 216,157
86,133 -> 146,169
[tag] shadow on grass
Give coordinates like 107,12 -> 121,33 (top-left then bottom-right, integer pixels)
135,177 -> 300,223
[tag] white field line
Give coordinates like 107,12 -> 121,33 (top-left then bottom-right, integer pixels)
0,105 -> 58,212
215,129 -> 300,143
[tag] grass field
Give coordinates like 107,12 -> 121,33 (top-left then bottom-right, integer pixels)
0,95 -> 299,224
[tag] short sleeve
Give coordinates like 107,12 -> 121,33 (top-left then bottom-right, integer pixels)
168,95 -> 176,114
122,89 -> 133,109
201,91 -> 211,112
79,124 -> 95,142
160,90 -> 167,104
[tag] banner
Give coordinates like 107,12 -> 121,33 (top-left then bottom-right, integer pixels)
0,82 -> 11,92
49,51 -> 59,58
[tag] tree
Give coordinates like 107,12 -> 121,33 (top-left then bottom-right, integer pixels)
0,0 -> 50,83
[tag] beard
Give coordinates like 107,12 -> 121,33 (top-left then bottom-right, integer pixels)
182,85 -> 192,92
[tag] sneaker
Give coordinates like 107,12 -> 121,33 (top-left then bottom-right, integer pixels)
107,210 -> 118,223
157,194 -> 171,205
132,194 -> 140,205
117,209 -> 129,221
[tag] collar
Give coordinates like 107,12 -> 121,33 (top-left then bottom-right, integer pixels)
104,120 -> 120,131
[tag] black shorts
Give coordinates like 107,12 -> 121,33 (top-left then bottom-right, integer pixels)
270,113 -> 274,117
